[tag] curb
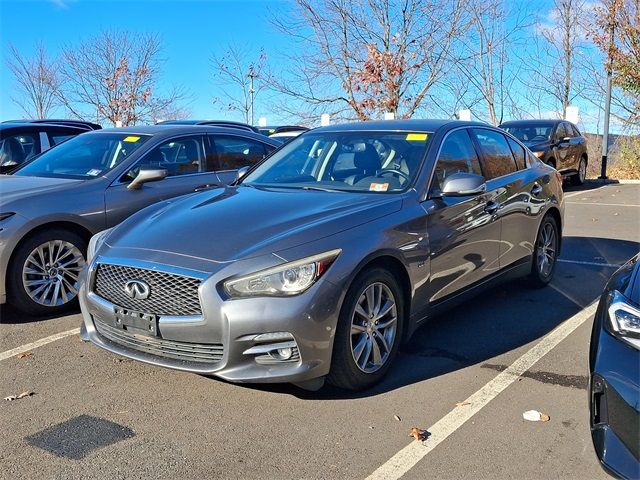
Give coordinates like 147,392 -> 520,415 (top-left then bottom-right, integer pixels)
585,179 -> 640,185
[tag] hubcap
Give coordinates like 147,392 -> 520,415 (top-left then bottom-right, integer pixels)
537,223 -> 556,277
22,240 -> 85,307
350,282 -> 397,373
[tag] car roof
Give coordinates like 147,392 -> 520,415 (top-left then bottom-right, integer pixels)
86,125 -> 281,145
500,119 -> 563,127
0,122 -> 88,132
312,119 -> 489,133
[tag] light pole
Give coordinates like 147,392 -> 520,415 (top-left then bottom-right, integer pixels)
600,3 -> 616,180
247,67 -> 257,126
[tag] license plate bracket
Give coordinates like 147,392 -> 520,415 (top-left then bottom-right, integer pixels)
114,307 -> 158,337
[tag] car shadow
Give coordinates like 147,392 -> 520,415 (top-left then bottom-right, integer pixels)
247,237 -> 639,400
0,303 -> 80,324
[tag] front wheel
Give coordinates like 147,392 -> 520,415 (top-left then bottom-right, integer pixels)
571,156 -> 587,186
528,215 -> 559,288
327,268 -> 404,391
7,228 -> 87,316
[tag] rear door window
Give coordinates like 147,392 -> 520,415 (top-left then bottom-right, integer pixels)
506,137 -> 526,170
210,135 -> 270,171
471,129 -> 518,179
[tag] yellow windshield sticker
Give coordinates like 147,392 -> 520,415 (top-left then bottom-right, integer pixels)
369,182 -> 389,192
123,136 -> 140,142
406,133 -> 428,141
269,129 -> 275,133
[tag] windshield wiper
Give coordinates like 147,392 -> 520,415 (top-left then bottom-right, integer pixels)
301,185 -> 346,193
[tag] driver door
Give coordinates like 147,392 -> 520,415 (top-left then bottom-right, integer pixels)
104,135 -> 220,226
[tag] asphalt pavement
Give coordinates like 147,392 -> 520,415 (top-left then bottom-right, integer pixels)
1,182 -> 638,480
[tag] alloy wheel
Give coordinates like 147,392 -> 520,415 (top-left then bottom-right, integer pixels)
578,158 -> 586,183
536,222 -> 557,278
350,282 -> 397,373
22,240 -> 86,307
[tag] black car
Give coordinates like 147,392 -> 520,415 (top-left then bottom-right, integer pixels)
157,119 -> 259,134
499,119 -> 588,186
589,253 -> 640,479
257,125 -> 309,136
0,120 -> 101,173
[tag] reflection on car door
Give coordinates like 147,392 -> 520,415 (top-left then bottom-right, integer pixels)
424,128 -> 502,304
104,135 -> 221,226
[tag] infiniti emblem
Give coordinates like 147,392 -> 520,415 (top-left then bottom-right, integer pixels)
123,280 -> 150,300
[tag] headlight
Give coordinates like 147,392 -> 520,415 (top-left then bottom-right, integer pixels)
533,151 -> 545,158
607,292 -> 640,350
87,228 -> 114,263
223,249 -> 341,298
0,212 -> 15,222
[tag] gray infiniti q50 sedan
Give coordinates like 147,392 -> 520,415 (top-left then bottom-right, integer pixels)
79,120 -> 564,391
0,125 -> 278,315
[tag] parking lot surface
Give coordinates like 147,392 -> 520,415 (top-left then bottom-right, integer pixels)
1,183 -> 638,479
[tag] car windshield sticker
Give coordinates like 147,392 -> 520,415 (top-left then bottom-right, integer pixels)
86,169 -> 101,176
369,182 -> 389,192
406,133 -> 428,141
123,136 -> 140,142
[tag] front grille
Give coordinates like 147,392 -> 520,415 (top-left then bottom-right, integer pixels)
93,263 -> 202,316
94,318 -> 223,364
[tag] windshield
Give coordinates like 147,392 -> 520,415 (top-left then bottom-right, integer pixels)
14,133 -> 150,179
242,131 -> 431,193
503,124 -> 554,143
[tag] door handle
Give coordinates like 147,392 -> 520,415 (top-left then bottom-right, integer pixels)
484,201 -> 500,214
530,183 -> 543,197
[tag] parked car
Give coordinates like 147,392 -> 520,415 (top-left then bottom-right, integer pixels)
258,125 -> 309,136
499,119 -> 588,185
268,129 -> 307,144
0,125 -> 279,315
157,119 -> 259,134
589,253 -> 639,479
80,119 -> 564,391
0,120 -> 100,173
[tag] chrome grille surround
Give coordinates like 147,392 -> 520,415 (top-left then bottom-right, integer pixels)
93,263 -> 202,316
94,318 -> 224,364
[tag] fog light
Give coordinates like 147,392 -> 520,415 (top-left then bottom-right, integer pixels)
276,347 -> 293,360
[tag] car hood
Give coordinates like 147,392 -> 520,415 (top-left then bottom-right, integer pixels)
0,175 -> 86,204
523,141 -> 550,152
107,185 -> 403,262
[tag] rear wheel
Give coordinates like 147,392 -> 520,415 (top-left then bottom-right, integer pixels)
8,228 -> 87,316
528,215 -> 559,288
571,156 -> 587,186
327,268 -> 404,391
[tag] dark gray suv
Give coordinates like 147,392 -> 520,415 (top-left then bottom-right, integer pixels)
0,125 -> 278,315
80,120 -> 564,391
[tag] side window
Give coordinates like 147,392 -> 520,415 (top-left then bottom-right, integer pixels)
211,136 -> 268,171
471,129 -> 518,180
48,131 -> 77,146
0,133 -> 38,166
554,123 -> 568,141
431,129 -> 482,192
570,124 -> 581,137
128,136 -> 205,180
506,137 -> 526,170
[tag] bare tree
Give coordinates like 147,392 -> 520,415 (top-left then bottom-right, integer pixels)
211,46 -> 267,124
455,0 -> 530,125
270,0 -> 471,121
58,30 -> 187,126
6,43 -> 61,118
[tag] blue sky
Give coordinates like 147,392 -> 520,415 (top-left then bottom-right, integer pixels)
0,0 -> 290,123
0,0 -> 615,132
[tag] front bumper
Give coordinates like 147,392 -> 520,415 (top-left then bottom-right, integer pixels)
79,255 -> 344,384
590,302 -> 640,479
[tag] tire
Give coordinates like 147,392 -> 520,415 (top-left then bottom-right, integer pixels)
571,156 -> 587,186
7,228 -> 87,316
327,267 -> 404,391
528,215 -> 559,288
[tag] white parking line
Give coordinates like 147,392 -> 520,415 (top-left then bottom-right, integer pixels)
566,202 -> 640,208
558,259 -> 622,268
0,328 -> 80,362
365,302 -> 598,480
563,187 -> 605,199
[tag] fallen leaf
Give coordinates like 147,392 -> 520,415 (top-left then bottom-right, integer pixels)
3,395 -> 16,401
613,213 -> 619,216
523,410 -> 550,422
408,427 -> 429,441
4,391 -> 34,401
456,401 -> 471,407
394,415 -> 401,422
16,352 -> 32,359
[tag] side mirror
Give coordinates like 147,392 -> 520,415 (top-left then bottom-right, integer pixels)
441,172 -> 486,196
237,166 -> 250,180
127,167 -> 168,190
